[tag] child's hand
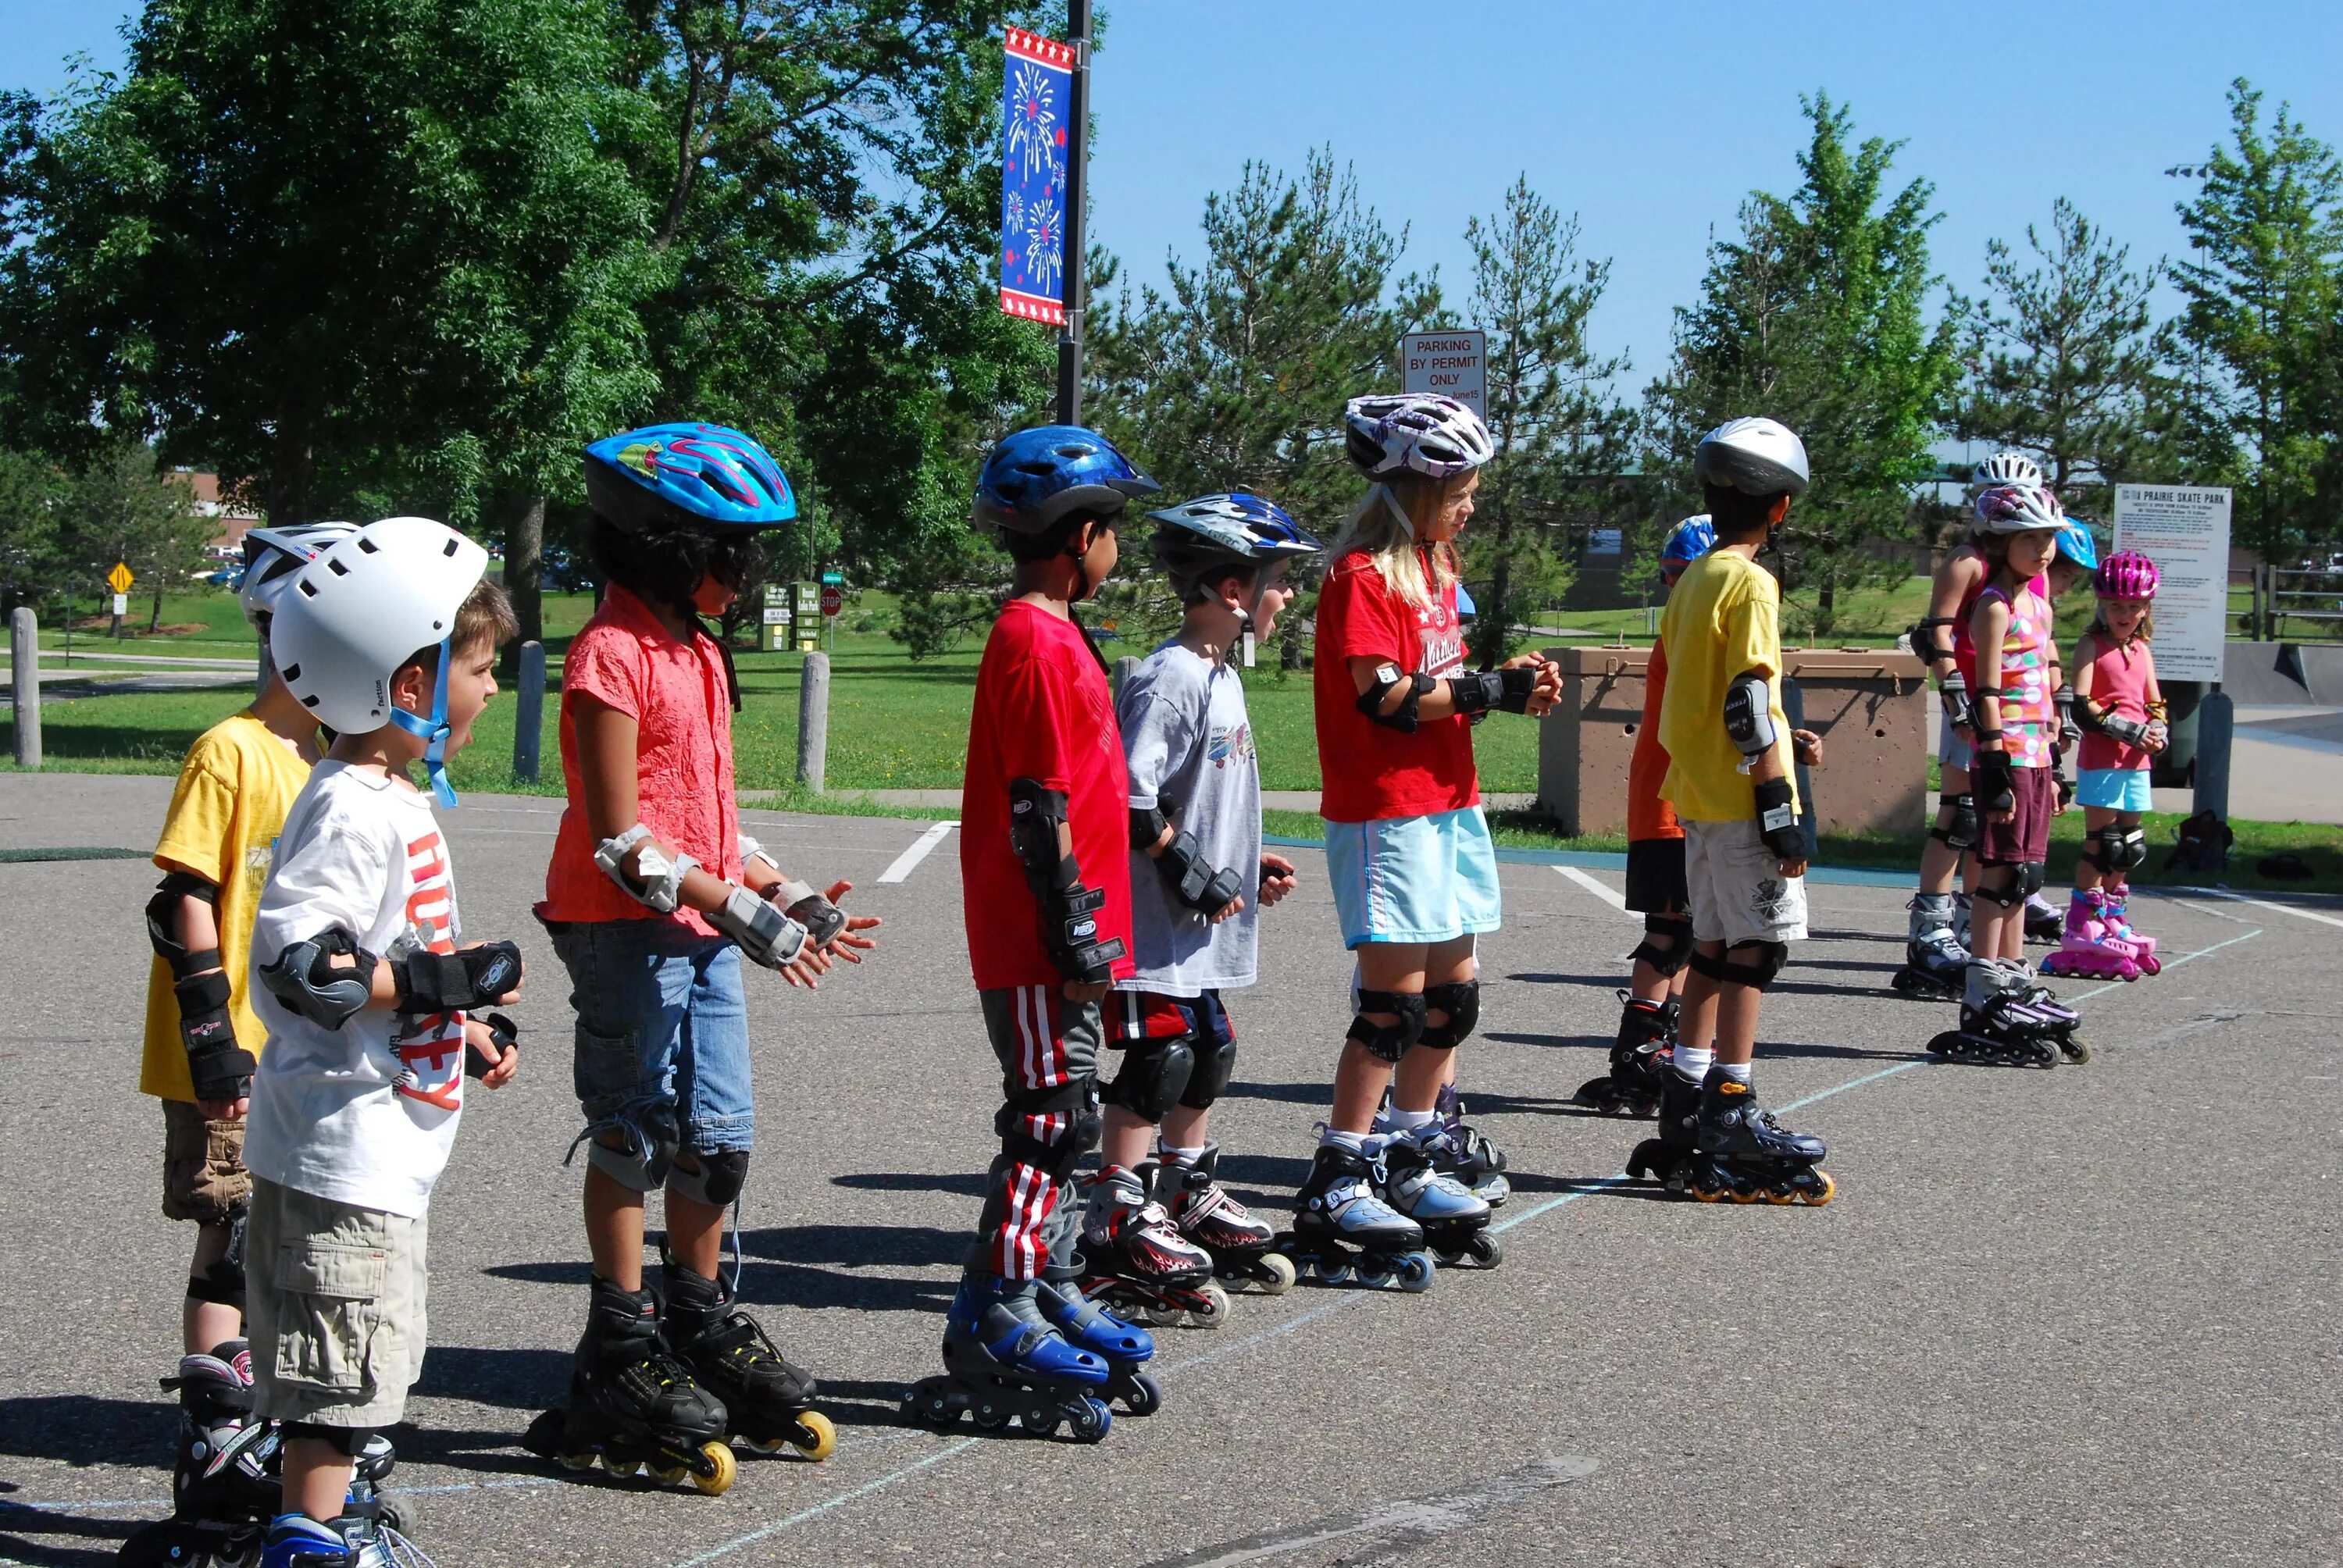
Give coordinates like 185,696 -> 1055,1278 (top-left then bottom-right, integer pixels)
1778,853 -> 1809,879
1503,654 -> 1564,718
810,880 -> 883,965
779,942 -> 834,990
1792,728 -> 1824,768
462,1015 -> 519,1089
1257,853 -> 1299,907
1207,893 -> 1246,925
198,1092 -> 249,1122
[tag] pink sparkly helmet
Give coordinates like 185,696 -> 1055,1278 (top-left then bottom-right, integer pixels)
2093,550 -> 2159,600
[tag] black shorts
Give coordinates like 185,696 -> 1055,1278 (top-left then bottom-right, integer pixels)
1624,836 -> 1689,916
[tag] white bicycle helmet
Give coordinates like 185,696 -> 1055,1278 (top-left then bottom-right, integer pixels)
1973,483 -> 2063,533
1694,416 -> 1810,497
1971,450 -> 2042,490
270,515 -> 489,806
239,521 -> 362,631
1343,394 -> 1493,479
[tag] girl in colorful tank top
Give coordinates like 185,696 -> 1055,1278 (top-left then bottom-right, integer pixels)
1967,512 -> 2065,978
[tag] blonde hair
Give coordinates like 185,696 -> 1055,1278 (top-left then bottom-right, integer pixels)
1328,470 -> 1462,613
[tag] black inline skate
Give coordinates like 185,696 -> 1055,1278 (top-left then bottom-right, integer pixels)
904,1272 -> 1114,1441
2024,889 -> 2067,946
1381,1124 -> 1501,1267
1164,1144 -> 1295,1294
116,1413 -> 408,1567
1891,893 -> 1969,999
1276,1141 -> 1435,1291
1075,1164 -> 1228,1327
662,1264 -> 836,1461
1575,992 -> 1677,1117
1684,1067 -> 1835,1206
523,1278 -> 736,1495
1927,960 -> 2085,1066
1624,1071 -> 1702,1193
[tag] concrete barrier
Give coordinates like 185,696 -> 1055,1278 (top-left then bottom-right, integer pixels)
2223,641 -> 2343,705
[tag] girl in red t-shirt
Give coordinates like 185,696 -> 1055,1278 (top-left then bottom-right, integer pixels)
1289,394 -> 1558,1287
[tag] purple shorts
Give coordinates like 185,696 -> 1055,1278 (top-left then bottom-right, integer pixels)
1978,765 -> 2055,865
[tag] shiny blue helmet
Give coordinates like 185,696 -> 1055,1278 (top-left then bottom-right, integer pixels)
975,426 -> 1159,538
2054,519 -> 2100,572
1662,514 -> 1716,568
584,422 -> 797,535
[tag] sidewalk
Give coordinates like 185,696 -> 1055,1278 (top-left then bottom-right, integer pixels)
849,788 -> 1541,815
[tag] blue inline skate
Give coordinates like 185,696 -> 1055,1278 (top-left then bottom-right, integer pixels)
1380,1124 -> 1502,1267
1038,1269 -> 1161,1417
1277,1142 -> 1435,1291
904,1274 -> 1114,1441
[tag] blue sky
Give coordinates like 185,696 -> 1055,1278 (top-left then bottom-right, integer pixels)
11,2 -> 2343,397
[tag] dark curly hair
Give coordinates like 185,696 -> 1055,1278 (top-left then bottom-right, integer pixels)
587,513 -> 759,617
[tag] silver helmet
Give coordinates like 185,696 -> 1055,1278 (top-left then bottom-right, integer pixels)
1694,417 -> 1810,498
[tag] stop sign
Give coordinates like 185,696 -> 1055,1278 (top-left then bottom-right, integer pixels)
820,584 -> 844,618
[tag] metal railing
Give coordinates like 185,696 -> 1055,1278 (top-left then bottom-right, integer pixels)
2247,564 -> 2343,642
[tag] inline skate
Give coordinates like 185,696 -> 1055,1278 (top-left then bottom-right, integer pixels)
1277,1141 -> 1435,1291
523,1278 -> 736,1494
2024,889 -> 2066,946
1926,960 -> 2088,1067
1625,1071 -> 1702,1194
2099,887 -> 2159,971
1076,1164 -> 1228,1327
662,1264 -> 836,1461
1891,893 -> 1969,999
117,1415 -> 408,1567
1432,1083 -> 1510,1204
904,1273 -> 1114,1441
1685,1067 -> 1835,1206
2041,890 -> 2144,982
1574,992 -> 1676,1117
1036,1270 -> 1161,1417
252,1489 -> 428,1568
1379,1124 -> 1501,1268
1164,1144 -> 1295,1294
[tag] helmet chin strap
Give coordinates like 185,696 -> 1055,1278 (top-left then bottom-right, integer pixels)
387,640 -> 459,809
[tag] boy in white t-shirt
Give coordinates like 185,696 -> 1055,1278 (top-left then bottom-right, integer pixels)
244,516 -> 522,1566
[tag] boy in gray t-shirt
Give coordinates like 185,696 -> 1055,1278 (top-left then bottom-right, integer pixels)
1079,494 -> 1322,1324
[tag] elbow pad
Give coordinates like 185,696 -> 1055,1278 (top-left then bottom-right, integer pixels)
1446,667 -> 1537,717
259,928 -> 379,1031
1752,776 -> 1804,860
711,883 -> 809,969
146,871 -> 221,976
1910,617 -> 1960,664
1357,665 -> 1435,732
769,878 -> 847,949
1154,829 -> 1245,916
390,936 -> 523,1015
1130,800 -> 1171,853
1723,672 -> 1779,772
594,823 -> 698,914
1009,779 -> 1079,893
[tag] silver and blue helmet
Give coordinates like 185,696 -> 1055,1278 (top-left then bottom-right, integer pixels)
1148,492 -> 1324,594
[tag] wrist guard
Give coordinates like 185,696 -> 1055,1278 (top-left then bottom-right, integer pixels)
2054,685 -> 2081,748
2099,712 -> 2150,748
711,883 -> 808,969
594,823 -> 697,914
176,968 -> 254,1101
1972,747 -> 2017,816
1752,775 -> 1803,860
1446,667 -> 1538,717
390,939 -> 522,1014
1938,669 -> 1972,732
1154,829 -> 1245,916
770,878 -> 847,949
1043,882 -> 1127,985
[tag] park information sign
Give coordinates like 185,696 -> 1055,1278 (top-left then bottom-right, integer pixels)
1401,330 -> 1487,423
2113,484 -> 2233,683
999,27 -> 1074,326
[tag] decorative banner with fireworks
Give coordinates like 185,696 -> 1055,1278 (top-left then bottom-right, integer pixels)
1000,27 -> 1072,325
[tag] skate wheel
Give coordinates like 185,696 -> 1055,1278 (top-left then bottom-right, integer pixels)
1068,1397 -> 1112,1443
2140,956 -> 2160,976
690,1441 -> 736,1496
790,1409 -> 837,1461
970,1402 -> 1012,1432
1396,1252 -> 1436,1293
1021,1405 -> 1061,1438
1189,1281 -> 1230,1328
1142,1301 -> 1182,1327
1351,1253 -> 1395,1288
1254,1252 -> 1296,1295
1123,1370 -> 1163,1417
906,1383 -> 960,1428
1467,1231 -> 1503,1268
2061,1035 -> 2093,1064
554,1449 -> 596,1473
1312,1258 -> 1352,1286
599,1452 -> 643,1479
649,1462 -> 690,1486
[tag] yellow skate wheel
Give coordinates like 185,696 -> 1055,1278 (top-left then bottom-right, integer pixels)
555,1449 -> 596,1473
1689,1184 -> 1724,1203
649,1463 -> 689,1487
1256,1253 -> 1297,1295
1765,1188 -> 1797,1206
1730,1185 -> 1763,1205
1803,1171 -> 1837,1206
599,1452 -> 642,1479
792,1410 -> 838,1461
691,1441 -> 737,1496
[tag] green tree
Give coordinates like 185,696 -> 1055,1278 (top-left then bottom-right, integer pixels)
1645,94 -> 1955,637
1457,176 -> 1631,665
0,447 -> 67,617
1949,198 -> 2164,500
61,441 -> 212,632
2165,79 -> 2343,586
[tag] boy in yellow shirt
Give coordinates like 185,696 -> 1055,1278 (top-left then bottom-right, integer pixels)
1635,419 -> 1834,1206
141,522 -> 355,1481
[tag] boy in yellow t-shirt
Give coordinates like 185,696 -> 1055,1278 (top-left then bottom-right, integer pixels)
1636,419 -> 1834,1207
141,522 -> 351,1461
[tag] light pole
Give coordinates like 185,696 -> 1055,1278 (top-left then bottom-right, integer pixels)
1054,0 -> 1091,426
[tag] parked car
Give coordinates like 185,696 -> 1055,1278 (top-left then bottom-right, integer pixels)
540,547 -> 596,593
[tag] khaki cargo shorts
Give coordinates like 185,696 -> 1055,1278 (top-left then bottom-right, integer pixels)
1683,816 -> 1809,949
162,1099 -> 251,1224
246,1177 -> 429,1429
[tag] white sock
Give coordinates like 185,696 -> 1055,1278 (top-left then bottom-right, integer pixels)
1717,1060 -> 1752,1085
1321,1128 -> 1368,1153
1674,1044 -> 1713,1084
1385,1107 -> 1434,1132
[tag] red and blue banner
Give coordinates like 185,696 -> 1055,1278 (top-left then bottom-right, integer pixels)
1000,27 -> 1073,325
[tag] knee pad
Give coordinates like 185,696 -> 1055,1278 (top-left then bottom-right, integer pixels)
1630,914 -> 1692,978
185,1254 -> 246,1312
1689,943 -> 1786,990
1108,1037 -> 1196,1121
2082,825 -> 2121,874
2113,827 -> 2148,872
1929,792 -> 1979,850
997,1078 -> 1100,1181
1179,998 -> 1236,1110
1418,980 -> 1481,1050
284,1424 -> 377,1458
576,1106 -> 682,1195
668,1147 -> 751,1208
2018,861 -> 2045,898
1346,990 -> 1428,1064
1972,863 -> 2025,907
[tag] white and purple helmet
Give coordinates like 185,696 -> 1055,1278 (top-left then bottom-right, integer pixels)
239,520 -> 363,632
1974,483 -> 2063,534
1343,394 -> 1494,479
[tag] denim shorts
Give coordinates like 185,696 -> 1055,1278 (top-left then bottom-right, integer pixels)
1325,805 -> 1503,949
2077,767 -> 2152,812
546,918 -> 754,1159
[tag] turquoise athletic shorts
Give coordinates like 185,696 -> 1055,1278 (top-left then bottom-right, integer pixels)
1325,805 -> 1503,949
2077,767 -> 2152,812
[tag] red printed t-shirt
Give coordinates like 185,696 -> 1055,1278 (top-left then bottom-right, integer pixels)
961,601 -> 1137,991
1312,549 -> 1479,823
540,583 -> 742,936
1627,640 -> 1682,843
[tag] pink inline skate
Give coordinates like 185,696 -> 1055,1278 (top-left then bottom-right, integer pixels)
2042,889 -> 2144,981
2098,886 -> 2159,972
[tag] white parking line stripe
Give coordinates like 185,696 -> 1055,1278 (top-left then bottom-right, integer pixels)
1553,864 -> 1628,912
2186,887 -> 2343,931
876,821 -> 958,884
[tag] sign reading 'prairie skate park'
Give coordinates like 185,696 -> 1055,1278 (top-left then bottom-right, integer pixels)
1401,330 -> 1487,423
2113,483 -> 2233,684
